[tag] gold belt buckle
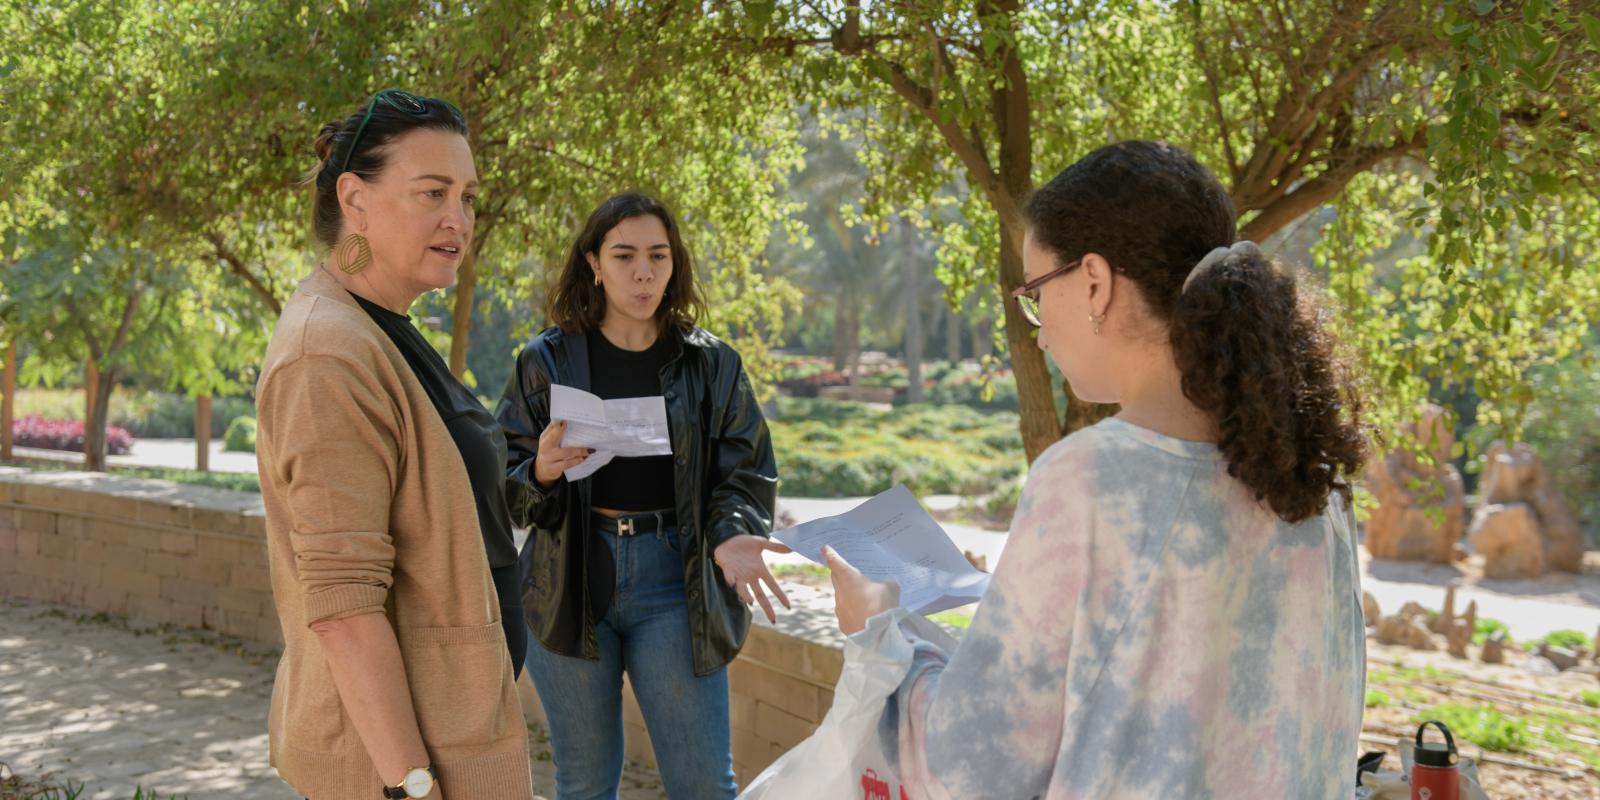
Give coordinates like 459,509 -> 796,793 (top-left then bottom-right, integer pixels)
618,517 -> 635,535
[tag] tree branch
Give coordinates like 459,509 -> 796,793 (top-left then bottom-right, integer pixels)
1189,0 -> 1239,182
204,231 -> 281,315
61,295 -> 103,367
878,58 -> 1020,232
105,267 -> 145,358
478,139 -> 629,182
1239,131 -> 1424,241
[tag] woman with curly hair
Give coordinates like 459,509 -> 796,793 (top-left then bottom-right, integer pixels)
827,140 -> 1371,799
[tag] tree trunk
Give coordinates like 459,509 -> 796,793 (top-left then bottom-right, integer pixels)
84,360 -> 110,472
448,251 -> 477,380
974,315 -> 994,360
1,340 -> 15,461
944,300 -> 961,364
195,393 -> 212,472
904,254 -> 924,404
831,297 -> 850,371
996,232 -> 1066,463
837,300 -> 864,383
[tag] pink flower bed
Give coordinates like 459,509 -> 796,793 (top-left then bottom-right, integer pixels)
12,416 -> 135,455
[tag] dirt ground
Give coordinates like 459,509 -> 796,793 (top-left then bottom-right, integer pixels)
1361,638 -> 1599,800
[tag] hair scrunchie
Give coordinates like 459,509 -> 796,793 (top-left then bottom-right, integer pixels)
1182,240 -> 1262,293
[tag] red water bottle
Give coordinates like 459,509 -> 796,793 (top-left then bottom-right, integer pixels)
1411,720 -> 1459,800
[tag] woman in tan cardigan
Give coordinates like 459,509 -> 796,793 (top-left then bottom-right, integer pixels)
255,90 -> 532,799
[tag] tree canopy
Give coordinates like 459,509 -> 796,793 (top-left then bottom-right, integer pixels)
3,0 -> 1598,468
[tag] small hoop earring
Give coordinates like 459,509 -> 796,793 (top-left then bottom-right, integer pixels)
594,274 -> 601,286
1089,311 -> 1106,336
334,234 -> 372,275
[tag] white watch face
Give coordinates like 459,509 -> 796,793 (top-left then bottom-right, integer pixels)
402,767 -> 433,798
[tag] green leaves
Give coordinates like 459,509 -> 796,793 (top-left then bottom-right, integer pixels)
743,1 -> 776,32
1583,15 -> 1600,50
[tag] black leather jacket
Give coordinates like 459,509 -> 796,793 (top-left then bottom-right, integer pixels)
496,325 -> 778,676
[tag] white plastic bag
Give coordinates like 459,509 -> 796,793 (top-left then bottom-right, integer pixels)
739,608 -> 957,800
1353,739 -> 1490,800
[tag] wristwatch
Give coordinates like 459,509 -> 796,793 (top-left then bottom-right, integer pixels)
381,765 -> 436,799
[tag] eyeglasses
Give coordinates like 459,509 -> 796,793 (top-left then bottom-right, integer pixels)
339,89 -> 465,173
1009,257 -> 1082,328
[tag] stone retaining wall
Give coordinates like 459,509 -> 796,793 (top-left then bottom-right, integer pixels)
0,466 -> 847,785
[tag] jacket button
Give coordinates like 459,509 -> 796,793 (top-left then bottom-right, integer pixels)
676,456 -> 687,466
665,390 -> 676,400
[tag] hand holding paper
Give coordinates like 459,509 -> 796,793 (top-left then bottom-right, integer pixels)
773,485 -> 989,616
549,384 -> 673,480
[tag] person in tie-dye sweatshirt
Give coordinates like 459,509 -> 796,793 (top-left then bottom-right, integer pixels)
825,141 -> 1371,799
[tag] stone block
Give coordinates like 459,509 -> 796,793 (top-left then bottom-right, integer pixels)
18,509 -> 58,535
191,508 -> 245,536
83,519 -> 126,546
84,492 -> 139,520
102,569 -> 161,599
755,700 -> 817,749
743,626 -> 845,687
144,552 -> 185,578
55,515 -> 86,538
78,540 -> 110,565
81,586 -> 131,616
243,513 -> 268,540
217,587 -> 268,616
729,661 -> 820,722
182,556 -> 232,587
196,535 -> 240,563
36,532 -> 76,560
160,531 -> 197,555
15,529 -> 38,555
136,500 -> 192,529
160,578 -> 215,608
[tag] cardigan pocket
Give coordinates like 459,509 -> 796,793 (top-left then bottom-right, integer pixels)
398,620 -> 523,750
275,650 -> 348,751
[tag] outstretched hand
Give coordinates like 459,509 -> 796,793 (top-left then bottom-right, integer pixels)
713,534 -> 793,623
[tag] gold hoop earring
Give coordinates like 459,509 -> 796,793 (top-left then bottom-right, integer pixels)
1089,311 -> 1106,336
334,234 -> 372,275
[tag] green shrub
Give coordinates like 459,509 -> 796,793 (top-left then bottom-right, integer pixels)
1472,617 -> 1508,646
1534,629 -> 1592,651
919,371 -> 1019,412
771,397 -> 1024,497
1365,689 -> 1391,708
1580,690 -> 1600,708
930,609 -> 974,629
1509,351 -> 1600,548
223,416 -> 257,453
113,392 -> 255,438
1417,704 -> 1533,752
984,476 -> 1025,519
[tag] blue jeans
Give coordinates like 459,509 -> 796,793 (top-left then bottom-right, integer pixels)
524,525 -> 736,800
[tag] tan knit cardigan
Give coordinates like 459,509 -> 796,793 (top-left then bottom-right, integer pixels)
255,269 -> 531,798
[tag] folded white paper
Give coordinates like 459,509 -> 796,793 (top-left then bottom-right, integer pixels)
550,384 -> 672,481
773,484 -> 990,616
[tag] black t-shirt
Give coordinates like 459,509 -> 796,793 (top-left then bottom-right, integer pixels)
587,330 -> 677,512
349,293 -> 517,569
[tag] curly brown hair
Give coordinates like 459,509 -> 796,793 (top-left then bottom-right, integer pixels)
1024,140 -> 1369,523
547,192 -> 706,337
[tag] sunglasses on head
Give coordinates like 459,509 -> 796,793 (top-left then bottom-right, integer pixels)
339,89 -> 465,173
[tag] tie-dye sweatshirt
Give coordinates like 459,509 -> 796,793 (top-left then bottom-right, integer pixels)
884,416 -> 1365,799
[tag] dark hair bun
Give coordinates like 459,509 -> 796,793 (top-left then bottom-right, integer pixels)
313,121 -> 344,163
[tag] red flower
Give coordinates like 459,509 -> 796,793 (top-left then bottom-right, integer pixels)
12,416 -> 135,456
